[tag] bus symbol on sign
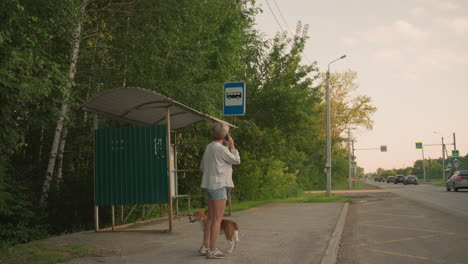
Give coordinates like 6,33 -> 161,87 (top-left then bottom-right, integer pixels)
226,92 -> 242,99
224,82 -> 246,116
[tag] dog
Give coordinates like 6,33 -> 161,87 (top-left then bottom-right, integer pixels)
188,210 -> 240,253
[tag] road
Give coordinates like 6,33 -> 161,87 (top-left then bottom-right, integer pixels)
367,181 -> 468,218
338,182 -> 468,264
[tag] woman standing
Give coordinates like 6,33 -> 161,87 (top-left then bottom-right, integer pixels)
199,122 -> 241,259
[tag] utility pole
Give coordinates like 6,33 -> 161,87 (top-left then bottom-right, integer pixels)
442,137 -> 445,181
348,128 -> 352,189
453,133 -> 457,150
422,147 -> 427,182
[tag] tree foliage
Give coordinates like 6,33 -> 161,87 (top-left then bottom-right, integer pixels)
0,0 -> 375,245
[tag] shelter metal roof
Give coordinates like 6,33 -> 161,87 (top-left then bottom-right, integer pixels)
80,87 -> 235,130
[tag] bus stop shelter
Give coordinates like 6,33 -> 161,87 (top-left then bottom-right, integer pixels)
80,87 -> 234,232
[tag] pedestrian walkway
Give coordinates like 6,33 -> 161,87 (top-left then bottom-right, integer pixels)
57,203 -> 345,264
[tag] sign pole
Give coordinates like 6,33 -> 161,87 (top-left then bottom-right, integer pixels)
421,147 -> 427,182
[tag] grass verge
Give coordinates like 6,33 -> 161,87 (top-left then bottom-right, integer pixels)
0,242 -> 96,264
230,192 -> 346,212
332,180 -> 364,190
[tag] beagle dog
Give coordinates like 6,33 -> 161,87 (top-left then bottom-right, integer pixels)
189,210 -> 240,253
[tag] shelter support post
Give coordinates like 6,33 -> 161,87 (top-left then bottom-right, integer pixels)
93,114 -> 99,232
167,108 -> 173,232
121,205 -> 124,224
111,205 -> 115,231
94,206 -> 99,232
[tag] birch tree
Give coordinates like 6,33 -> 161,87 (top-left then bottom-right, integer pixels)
41,0 -> 89,203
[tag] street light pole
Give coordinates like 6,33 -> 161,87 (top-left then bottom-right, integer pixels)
348,128 -> 352,189
326,55 -> 347,197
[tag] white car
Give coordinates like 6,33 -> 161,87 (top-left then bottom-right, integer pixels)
446,170 -> 468,192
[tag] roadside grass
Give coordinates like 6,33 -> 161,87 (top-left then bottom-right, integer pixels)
435,183 -> 446,187
0,242 -> 96,264
230,192 -> 346,212
331,180 -> 364,190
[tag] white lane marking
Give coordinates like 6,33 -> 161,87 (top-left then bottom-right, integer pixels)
363,201 -> 380,206
358,234 -> 440,247
420,235 -> 437,238
362,223 -> 456,235
419,199 -> 468,217
363,212 -> 424,218
369,249 -> 432,261
361,219 -> 396,223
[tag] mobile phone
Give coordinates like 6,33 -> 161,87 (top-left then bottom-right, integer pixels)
224,134 -> 230,141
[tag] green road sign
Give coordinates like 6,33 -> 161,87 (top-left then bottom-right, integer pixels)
380,145 -> 387,152
415,142 -> 423,149
351,161 -> 357,168
452,149 -> 460,157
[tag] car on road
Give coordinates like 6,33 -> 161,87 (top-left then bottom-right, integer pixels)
446,170 -> 468,192
386,176 -> 395,183
375,176 -> 385,182
394,175 -> 405,184
404,175 -> 419,185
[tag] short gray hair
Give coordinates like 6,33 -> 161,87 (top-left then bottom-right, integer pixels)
211,122 -> 229,140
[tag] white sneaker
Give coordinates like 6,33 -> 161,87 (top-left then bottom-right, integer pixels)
198,246 -> 209,256
206,248 -> 227,259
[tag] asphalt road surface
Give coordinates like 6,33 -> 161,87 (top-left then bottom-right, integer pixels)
338,182 -> 468,264
367,181 -> 468,218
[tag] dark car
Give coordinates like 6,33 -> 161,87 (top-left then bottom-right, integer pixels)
404,175 -> 419,185
387,176 -> 395,183
394,175 -> 405,184
375,176 -> 385,182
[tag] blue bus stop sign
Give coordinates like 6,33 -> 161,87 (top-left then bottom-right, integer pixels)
224,82 -> 246,116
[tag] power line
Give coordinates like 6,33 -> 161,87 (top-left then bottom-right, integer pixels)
264,0 -> 313,65
264,0 -> 283,31
272,0 -> 294,37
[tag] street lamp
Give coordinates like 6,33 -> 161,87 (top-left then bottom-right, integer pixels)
326,55 -> 347,197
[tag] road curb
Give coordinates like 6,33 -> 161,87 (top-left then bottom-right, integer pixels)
320,202 -> 349,264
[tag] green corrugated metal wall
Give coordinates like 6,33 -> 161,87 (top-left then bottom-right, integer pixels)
95,125 -> 168,206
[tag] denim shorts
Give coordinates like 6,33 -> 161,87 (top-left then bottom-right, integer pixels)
205,187 -> 227,200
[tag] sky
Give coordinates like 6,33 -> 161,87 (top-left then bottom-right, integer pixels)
254,0 -> 468,173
